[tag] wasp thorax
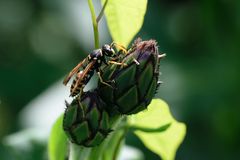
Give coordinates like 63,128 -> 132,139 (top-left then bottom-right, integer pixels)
63,91 -> 114,147
98,39 -> 165,115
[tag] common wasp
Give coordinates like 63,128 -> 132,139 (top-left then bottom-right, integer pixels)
63,43 -> 128,97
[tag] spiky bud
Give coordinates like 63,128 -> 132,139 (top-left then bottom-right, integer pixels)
98,39 -> 165,115
63,91 -> 113,147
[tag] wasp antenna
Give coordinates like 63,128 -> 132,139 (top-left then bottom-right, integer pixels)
112,49 -> 116,56
110,41 -> 116,48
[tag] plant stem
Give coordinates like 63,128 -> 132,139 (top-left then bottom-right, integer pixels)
69,144 -> 91,160
96,0 -> 108,23
112,128 -> 127,160
87,0 -> 99,49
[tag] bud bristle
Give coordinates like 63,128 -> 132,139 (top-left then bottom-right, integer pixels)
158,53 -> 166,59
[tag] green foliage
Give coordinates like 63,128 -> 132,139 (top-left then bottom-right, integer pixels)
1,0 -> 239,159
48,1 -> 186,160
102,0 -> 148,47
128,99 -> 186,160
48,115 -> 68,160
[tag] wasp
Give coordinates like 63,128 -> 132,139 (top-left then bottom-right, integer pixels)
63,43 -> 128,97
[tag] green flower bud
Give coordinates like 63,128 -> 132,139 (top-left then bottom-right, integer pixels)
63,91 -> 113,147
98,39 -> 165,115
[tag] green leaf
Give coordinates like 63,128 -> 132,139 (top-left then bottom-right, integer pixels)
128,99 -> 186,160
48,114 -> 68,160
102,0 -> 148,47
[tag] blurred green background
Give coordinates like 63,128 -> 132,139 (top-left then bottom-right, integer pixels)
0,0 -> 239,159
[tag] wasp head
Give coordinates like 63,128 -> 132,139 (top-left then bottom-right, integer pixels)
102,44 -> 115,57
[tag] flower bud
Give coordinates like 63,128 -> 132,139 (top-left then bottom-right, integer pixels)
98,39 -> 164,115
63,91 -> 112,147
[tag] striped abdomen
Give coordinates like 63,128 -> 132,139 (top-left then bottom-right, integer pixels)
70,68 -> 94,96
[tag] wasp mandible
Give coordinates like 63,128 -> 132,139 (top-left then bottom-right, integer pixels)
63,43 -> 128,97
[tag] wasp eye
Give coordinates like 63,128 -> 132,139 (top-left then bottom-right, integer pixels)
102,44 -> 110,50
102,44 -> 114,56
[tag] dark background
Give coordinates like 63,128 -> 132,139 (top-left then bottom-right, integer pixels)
0,0 -> 239,159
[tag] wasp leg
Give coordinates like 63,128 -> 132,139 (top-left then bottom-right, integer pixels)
108,60 -> 127,67
76,93 -> 86,117
69,88 -> 82,97
74,88 -> 84,99
97,72 -> 114,88
120,56 -> 140,66
79,88 -> 84,96
110,42 -> 128,54
110,42 -> 140,65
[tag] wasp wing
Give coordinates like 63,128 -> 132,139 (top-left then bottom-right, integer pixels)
71,60 -> 96,94
63,58 -> 87,85
80,60 -> 96,79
